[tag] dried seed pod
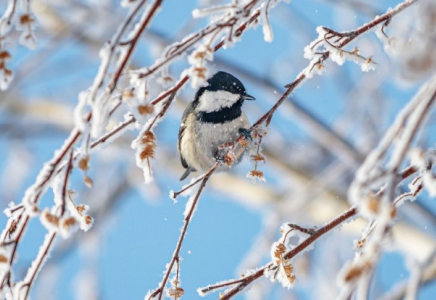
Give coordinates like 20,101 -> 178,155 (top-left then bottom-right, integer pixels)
84,176 -> 93,188
78,156 -> 90,171
168,287 -> 184,298
0,254 -> 8,263
138,104 -> 154,115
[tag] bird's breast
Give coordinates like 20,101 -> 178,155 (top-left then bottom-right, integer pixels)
181,113 -> 250,171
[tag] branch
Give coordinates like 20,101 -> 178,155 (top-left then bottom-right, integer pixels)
138,0 -> 261,79
200,165 -> 419,299
108,0 -> 164,93
18,150 -> 74,300
147,164 -> 219,300
251,0 -> 418,133
217,207 -> 357,300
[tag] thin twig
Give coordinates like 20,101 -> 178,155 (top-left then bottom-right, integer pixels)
108,0 -> 164,93
149,164 -> 219,300
20,149 -> 74,300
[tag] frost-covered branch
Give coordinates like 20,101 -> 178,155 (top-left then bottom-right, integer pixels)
339,71 -> 436,300
137,0 -> 262,82
0,0 -> 38,90
146,164 -> 219,300
200,165 -> 419,299
15,152 -> 73,300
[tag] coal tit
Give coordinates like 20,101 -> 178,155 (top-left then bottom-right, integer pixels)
178,71 -> 255,181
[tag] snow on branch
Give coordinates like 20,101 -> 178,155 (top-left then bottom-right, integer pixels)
339,71 -> 436,299
0,0 -> 38,90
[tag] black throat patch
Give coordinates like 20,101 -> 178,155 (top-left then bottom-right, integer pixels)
197,102 -> 243,124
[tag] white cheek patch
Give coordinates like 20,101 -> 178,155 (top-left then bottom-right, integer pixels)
196,90 -> 240,113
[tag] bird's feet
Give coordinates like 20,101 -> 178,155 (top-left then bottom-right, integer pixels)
214,152 -> 225,162
238,128 -> 252,140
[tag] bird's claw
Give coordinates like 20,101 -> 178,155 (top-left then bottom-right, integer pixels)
239,128 -> 252,140
214,152 -> 225,163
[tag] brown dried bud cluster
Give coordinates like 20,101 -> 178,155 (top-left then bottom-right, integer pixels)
19,14 -> 35,25
248,170 -> 264,179
42,211 -> 60,227
76,205 -> 87,214
27,204 -> 40,216
366,195 -> 379,214
139,131 -> 156,161
192,67 -> 207,80
84,176 -> 93,188
8,219 -> 18,236
0,51 -> 11,61
168,287 -> 184,299
0,50 -> 12,77
0,254 -> 8,263
271,242 -> 297,284
193,46 -> 212,60
83,215 -> 93,226
238,138 -> 248,148
61,217 -> 77,231
78,156 -> 90,171
224,151 -> 236,166
282,263 -> 296,284
122,88 -> 134,99
250,154 -> 266,163
138,104 -> 154,115
342,260 -> 372,283
161,75 -> 174,83
350,47 -> 359,55
273,243 -> 286,265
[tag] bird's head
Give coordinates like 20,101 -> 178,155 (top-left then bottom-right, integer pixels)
194,71 -> 255,113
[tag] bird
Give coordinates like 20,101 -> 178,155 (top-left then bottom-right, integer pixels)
177,71 -> 255,181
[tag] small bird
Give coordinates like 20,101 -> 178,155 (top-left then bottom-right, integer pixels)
178,71 -> 255,181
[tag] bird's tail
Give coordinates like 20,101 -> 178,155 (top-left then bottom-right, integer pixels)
180,167 -> 195,181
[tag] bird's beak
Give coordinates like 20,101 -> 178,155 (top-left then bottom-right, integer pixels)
243,94 -> 255,101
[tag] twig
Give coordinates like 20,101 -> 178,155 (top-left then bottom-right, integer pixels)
108,0 -> 164,93
148,163 -> 219,300
60,150 -> 74,215
90,116 -> 136,148
197,277 -> 246,295
87,0 -> 148,100
0,129 -> 81,291
151,76 -> 189,105
19,149 -> 74,300
171,174 -> 208,199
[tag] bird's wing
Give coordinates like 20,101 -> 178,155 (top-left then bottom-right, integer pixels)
178,102 -> 196,169
178,125 -> 189,168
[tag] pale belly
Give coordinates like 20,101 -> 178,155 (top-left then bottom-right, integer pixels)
180,113 -> 250,172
